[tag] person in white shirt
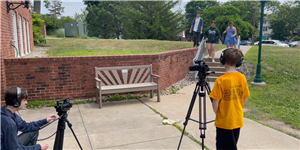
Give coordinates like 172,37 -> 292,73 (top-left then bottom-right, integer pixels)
189,11 -> 204,47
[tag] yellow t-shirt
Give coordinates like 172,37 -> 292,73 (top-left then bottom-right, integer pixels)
209,72 -> 250,130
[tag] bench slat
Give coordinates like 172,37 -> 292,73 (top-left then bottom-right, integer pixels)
140,68 -> 150,83
122,70 -> 128,84
112,70 -> 122,85
98,71 -> 112,86
134,68 -> 145,83
129,69 -> 137,84
104,70 -> 117,85
100,82 -> 157,94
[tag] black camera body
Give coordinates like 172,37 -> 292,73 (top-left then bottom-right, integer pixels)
55,98 -> 73,115
189,60 -> 210,81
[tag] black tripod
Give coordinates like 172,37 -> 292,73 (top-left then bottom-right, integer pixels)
39,98 -> 83,150
177,61 -> 215,150
53,111 -> 83,150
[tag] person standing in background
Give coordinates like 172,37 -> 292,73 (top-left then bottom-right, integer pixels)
204,20 -> 221,62
223,21 -> 237,48
189,11 -> 204,47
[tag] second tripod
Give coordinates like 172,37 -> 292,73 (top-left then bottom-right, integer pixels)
177,60 -> 215,150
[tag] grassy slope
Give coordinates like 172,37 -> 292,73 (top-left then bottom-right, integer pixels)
244,46 -> 300,129
46,38 -> 226,56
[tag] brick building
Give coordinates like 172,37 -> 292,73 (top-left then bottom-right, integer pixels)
1,1 -> 34,102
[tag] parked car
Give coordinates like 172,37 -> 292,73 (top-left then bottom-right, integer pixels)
288,41 -> 300,47
240,40 -> 252,45
254,40 -> 289,47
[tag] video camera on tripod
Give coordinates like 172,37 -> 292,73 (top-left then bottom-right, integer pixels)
177,38 -> 215,150
39,98 -> 82,150
189,60 -> 212,82
55,98 -> 73,115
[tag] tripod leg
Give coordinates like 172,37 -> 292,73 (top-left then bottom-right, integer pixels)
53,115 -> 66,150
199,86 -> 207,150
177,84 -> 200,150
66,119 -> 83,150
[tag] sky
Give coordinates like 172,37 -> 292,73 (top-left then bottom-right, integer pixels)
38,0 -> 290,17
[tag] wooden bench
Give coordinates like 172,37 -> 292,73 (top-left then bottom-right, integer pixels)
95,65 -> 160,108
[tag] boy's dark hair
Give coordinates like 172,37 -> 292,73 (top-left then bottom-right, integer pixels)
224,48 -> 243,66
211,20 -> 216,24
197,11 -> 201,14
5,87 -> 28,106
229,21 -> 234,25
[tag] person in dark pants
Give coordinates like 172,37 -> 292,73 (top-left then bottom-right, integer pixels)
209,48 -> 250,150
1,87 -> 57,150
189,11 -> 204,47
204,20 -> 220,62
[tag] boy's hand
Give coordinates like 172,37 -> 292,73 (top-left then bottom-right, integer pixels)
47,115 -> 57,122
40,143 -> 49,150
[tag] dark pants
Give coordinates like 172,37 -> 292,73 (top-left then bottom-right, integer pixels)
216,127 -> 240,150
193,31 -> 201,47
18,131 -> 39,146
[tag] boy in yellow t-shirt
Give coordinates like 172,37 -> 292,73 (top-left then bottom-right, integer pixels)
209,48 -> 250,150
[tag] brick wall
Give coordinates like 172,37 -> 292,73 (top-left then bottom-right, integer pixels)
3,48 -> 197,101
1,1 -> 34,103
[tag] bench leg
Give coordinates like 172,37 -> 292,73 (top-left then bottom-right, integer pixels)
157,88 -> 160,102
150,90 -> 153,98
96,89 -> 99,103
99,89 -> 102,109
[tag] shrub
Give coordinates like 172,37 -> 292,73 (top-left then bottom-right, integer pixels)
32,12 -> 46,45
55,29 -> 65,38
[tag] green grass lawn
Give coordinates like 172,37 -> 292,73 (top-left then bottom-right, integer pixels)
244,46 -> 300,130
45,38 -> 226,56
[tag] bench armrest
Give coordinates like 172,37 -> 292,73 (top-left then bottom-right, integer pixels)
95,77 -> 102,83
151,74 -> 160,78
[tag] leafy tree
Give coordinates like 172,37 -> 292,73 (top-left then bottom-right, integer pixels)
74,8 -> 88,22
60,16 -> 76,28
223,1 -> 260,26
41,14 -> 60,35
201,6 -> 253,42
43,0 -> 64,17
270,2 -> 300,41
85,1 -> 123,38
120,1 -> 183,40
32,12 -> 46,44
184,1 -> 219,28
83,0 -> 100,8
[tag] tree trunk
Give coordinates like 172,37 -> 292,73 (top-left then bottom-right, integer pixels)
34,0 -> 41,14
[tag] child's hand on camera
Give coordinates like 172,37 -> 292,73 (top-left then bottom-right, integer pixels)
47,114 -> 57,122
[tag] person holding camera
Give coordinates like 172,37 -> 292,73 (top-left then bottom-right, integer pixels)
189,11 -> 204,47
209,48 -> 250,150
203,20 -> 220,62
1,87 -> 57,150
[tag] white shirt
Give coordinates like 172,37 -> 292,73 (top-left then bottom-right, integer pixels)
193,17 -> 200,32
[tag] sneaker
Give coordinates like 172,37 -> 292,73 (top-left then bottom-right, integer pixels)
208,55 -> 211,59
212,59 -> 215,62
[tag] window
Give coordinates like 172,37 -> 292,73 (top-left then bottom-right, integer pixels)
264,21 -> 267,24
18,15 -> 24,56
12,11 -> 19,57
263,27 -> 268,31
23,18 -> 28,54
